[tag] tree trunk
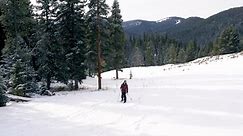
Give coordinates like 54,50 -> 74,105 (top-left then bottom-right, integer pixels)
116,69 -> 119,79
74,80 -> 79,90
0,23 -> 5,58
47,74 -> 51,90
96,3 -> 102,90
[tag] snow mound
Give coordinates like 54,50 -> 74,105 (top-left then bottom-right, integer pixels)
102,52 -> 243,79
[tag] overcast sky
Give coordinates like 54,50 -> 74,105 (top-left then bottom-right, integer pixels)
107,0 -> 243,21
31,0 -> 243,21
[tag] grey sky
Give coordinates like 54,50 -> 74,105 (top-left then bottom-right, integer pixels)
31,0 -> 243,21
106,0 -> 243,21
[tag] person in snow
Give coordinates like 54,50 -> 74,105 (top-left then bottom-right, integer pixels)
120,80 -> 128,103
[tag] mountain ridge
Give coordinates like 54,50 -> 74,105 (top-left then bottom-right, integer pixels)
123,6 -> 243,46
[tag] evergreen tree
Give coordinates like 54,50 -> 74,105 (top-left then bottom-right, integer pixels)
109,0 -> 125,79
35,0 -> 59,89
217,25 -> 241,54
56,0 -> 87,90
131,45 -> 144,66
125,36 -> 135,67
10,42 -> 37,96
144,41 -> 154,66
0,5 -> 5,58
198,42 -> 213,57
1,0 -> 37,96
157,37 -> 167,65
0,0 -> 35,40
185,40 -> 198,62
86,0 -> 110,89
164,43 -> 177,64
212,39 -> 221,55
0,24 -> 4,58
177,48 -> 186,63
131,37 -> 144,66
0,73 -> 8,107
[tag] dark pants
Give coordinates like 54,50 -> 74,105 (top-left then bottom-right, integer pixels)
121,92 -> 127,103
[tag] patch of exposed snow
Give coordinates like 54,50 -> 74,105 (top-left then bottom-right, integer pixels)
156,17 -> 170,23
176,19 -> 181,24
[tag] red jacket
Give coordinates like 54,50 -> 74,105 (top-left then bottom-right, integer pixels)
120,83 -> 128,93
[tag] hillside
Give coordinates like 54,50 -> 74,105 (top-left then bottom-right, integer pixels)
101,51 -> 243,79
1,52 -> 243,136
123,17 -> 184,36
123,7 -> 243,46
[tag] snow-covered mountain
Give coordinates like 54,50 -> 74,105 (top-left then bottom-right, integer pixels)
1,52 -> 243,136
123,17 -> 183,28
122,17 -> 185,35
156,17 -> 182,24
123,7 -> 243,46
122,20 -> 144,28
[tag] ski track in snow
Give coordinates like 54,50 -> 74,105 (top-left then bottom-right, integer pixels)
1,52 -> 243,136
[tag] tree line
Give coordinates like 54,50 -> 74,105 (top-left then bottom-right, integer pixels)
124,25 -> 242,67
0,0 -> 125,106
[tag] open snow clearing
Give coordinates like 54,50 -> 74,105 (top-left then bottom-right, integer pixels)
1,52 -> 243,136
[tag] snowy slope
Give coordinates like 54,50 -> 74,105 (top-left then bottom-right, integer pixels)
1,52 -> 243,136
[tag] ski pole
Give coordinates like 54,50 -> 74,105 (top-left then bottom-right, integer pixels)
127,93 -> 132,101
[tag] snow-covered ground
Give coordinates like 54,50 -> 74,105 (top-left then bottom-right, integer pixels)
1,52 -> 243,136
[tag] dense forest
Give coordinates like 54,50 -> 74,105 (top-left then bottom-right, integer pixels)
123,7 -> 243,66
0,0 -> 243,106
124,25 -> 243,66
0,0 -> 125,106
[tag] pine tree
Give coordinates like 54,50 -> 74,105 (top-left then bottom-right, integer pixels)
0,0 -> 35,39
144,41 -> 154,66
34,0 -> 59,89
157,37 -> 167,65
131,45 -> 144,66
0,73 -> 8,107
109,0 -> 125,79
177,48 -> 186,63
10,43 -> 37,96
217,25 -> 241,54
185,40 -> 198,62
56,0 -> 87,90
0,5 -> 5,58
164,43 -> 177,64
86,0 -> 110,89
0,27 -> 5,59
198,42 -> 213,57
1,0 -> 37,96
212,39 -> 221,55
